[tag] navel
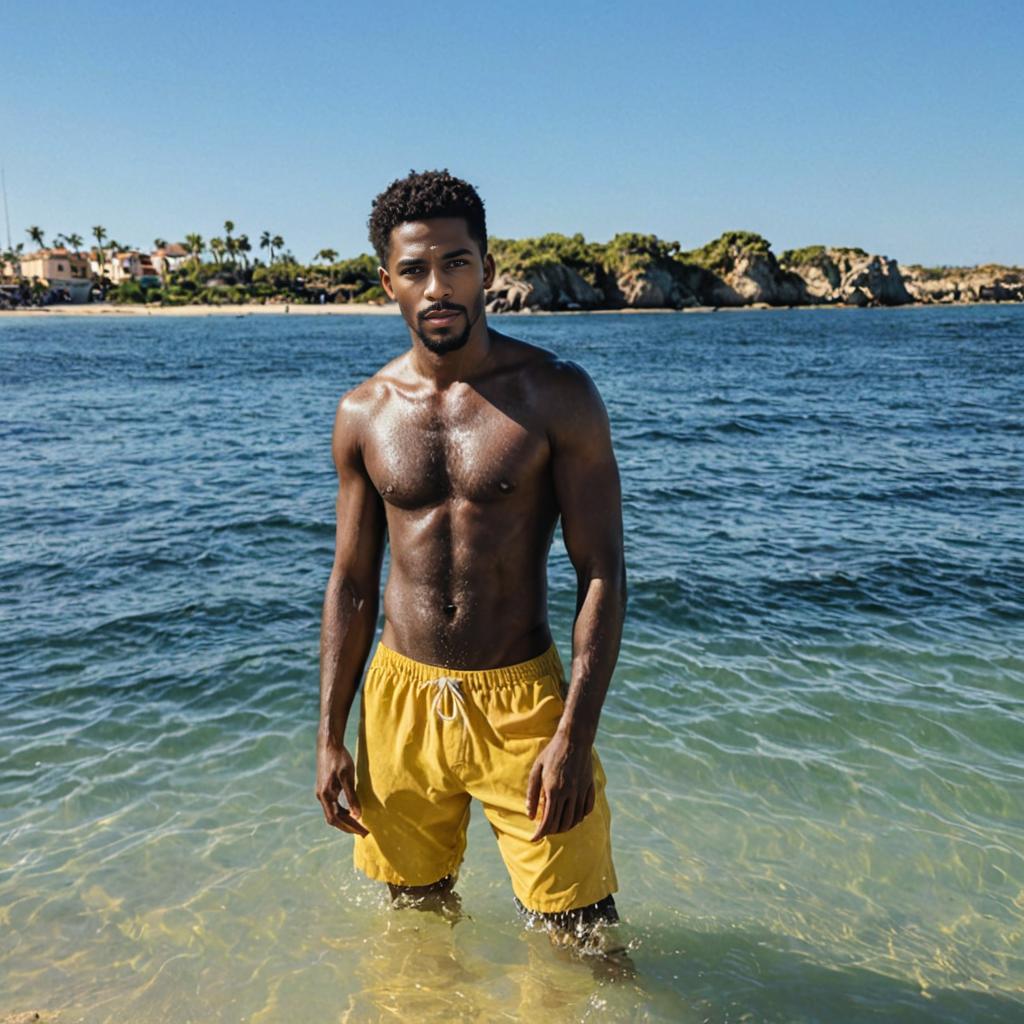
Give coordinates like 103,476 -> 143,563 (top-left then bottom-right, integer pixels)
498,479 -> 514,494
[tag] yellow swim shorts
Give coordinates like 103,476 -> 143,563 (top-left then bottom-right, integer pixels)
353,641 -> 617,914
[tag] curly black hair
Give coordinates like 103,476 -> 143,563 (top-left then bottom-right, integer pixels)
368,169 -> 487,267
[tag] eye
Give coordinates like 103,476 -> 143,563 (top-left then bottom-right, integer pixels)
448,259 -> 468,268
400,266 -> 424,276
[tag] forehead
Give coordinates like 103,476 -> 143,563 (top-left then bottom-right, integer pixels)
388,217 -> 478,261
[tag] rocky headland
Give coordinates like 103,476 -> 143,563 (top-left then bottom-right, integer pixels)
484,232 -> 1023,313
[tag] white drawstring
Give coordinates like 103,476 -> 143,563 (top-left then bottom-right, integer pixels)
419,676 -> 469,725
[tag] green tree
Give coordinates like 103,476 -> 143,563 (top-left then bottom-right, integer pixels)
237,233 -> 252,271
271,235 -> 284,259
184,233 -> 205,266
65,233 -> 83,252
91,226 -> 107,280
27,226 -> 45,249
209,237 -> 225,265
317,248 -> 339,285
260,230 -> 278,264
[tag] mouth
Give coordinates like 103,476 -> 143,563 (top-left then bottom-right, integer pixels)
421,307 -> 463,327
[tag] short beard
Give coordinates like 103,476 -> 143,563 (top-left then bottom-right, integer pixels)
414,296 -> 482,355
415,318 -> 472,355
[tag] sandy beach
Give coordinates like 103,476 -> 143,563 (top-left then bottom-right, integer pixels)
0,302 -> 400,318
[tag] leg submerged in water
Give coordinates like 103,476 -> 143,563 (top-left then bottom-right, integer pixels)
514,892 -> 633,972
387,874 -> 465,923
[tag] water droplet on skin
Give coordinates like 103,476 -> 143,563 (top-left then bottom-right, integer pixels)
499,480 -> 513,493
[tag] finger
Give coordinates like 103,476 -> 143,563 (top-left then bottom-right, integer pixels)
334,807 -> 369,837
317,788 -> 339,825
568,794 -> 587,832
340,772 -> 362,819
530,793 -> 560,842
525,760 -> 543,818
323,797 -> 369,837
555,795 -> 578,835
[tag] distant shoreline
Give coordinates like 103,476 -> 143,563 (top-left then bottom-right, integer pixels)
1,299 -> 1020,320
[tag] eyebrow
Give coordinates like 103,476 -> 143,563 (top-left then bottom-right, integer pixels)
396,248 -> 473,267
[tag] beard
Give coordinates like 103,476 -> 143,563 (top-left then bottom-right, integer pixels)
414,297 -> 482,355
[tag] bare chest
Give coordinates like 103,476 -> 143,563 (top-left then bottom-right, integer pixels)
364,396 -> 549,508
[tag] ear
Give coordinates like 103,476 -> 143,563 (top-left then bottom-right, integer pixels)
378,264 -> 395,300
482,252 -> 496,289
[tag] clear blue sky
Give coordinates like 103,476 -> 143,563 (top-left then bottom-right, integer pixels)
3,1 -> 1021,266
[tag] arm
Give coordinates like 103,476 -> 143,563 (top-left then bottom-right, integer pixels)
315,393 -> 386,837
526,363 -> 627,840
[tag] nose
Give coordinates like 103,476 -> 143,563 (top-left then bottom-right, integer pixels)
424,266 -> 452,301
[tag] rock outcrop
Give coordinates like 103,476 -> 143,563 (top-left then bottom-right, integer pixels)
486,264 -> 603,312
780,248 -> 913,306
703,250 -> 806,306
901,264 -> 1024,303
483,231 -> 1020,312
600,261 -> 702,309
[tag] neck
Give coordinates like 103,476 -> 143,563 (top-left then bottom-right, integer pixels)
409,318 -> 493,388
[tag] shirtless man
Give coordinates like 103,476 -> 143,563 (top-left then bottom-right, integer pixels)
315,170 -> 626,934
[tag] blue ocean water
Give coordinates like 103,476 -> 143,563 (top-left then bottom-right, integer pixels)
1,306 -> 1022,1022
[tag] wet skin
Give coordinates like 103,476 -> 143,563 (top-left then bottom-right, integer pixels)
315,217 -> 627,929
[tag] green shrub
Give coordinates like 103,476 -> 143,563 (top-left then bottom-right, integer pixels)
109,280 -> 145,303
679,231 -> 773,272
779,245 -> 826,266
354,285 -> 387,304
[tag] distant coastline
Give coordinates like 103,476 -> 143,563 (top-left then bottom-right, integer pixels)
2,228 -> 1021,314
3,300 -> 1021,320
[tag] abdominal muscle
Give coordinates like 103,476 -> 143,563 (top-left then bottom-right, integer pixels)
378,500 -> 558,670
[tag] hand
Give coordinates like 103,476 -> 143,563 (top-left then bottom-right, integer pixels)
525,731 -> 595,842
315,741 -> 369,837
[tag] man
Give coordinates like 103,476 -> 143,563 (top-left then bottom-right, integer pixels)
315,170 -> 626,937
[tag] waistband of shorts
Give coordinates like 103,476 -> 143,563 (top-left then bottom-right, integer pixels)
368,641 -> 565,691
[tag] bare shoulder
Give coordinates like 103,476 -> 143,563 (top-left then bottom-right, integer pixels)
332,354 -> 409,464
513,345 -> 609,442
492,331 -> 606,419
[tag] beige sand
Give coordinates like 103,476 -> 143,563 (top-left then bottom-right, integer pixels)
0,302 -> 399,318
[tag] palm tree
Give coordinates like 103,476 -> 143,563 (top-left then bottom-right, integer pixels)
209,237 -> 225,265
185,233 -> 204,266
91,225 -> 107,279
260,230 -> 275,264
317,248 -> 339,285
236,233 -> 252,271
153,237 -> 167,251
271,235 -> 284,259
66,233 -> 83,252
27,226 -> 45,250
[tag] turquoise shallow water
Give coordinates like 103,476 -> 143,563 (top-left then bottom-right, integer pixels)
1,306 -> 1022,1022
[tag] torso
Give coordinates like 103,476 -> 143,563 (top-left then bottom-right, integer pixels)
357,333 -> 562,668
